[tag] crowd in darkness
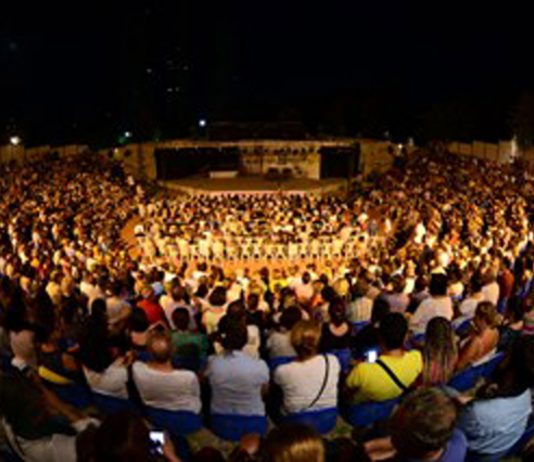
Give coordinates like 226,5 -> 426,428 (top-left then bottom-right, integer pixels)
0,149 -> 533,461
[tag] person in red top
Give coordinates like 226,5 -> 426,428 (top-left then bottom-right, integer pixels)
137,285 -> 167,326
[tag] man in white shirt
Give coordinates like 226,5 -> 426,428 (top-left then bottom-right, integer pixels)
132,331 -> 201,414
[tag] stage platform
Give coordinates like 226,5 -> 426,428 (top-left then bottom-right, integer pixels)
160,177 -> 346,195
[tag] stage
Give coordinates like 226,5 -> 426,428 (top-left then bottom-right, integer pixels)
159,176 -> 347,195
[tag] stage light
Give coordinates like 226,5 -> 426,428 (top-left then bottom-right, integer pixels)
10,136 -> 21,146
124,131 -> 132,138
198,119 -> 207,128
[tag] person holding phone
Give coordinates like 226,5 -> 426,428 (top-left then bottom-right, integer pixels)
78,412 -> 183,462
345,313 -> 422,403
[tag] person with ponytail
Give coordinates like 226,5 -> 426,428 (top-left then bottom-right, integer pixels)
273,320 -> 340,415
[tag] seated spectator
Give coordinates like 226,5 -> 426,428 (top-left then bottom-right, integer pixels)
259,423 -> 325,462
292,272 -> 314,306
246,293 -> 266,332
458,275 -> 484,321
410,274 -> 453,334
481,270 -> 500,306
36,326 -> 82,385
351,297 -> 390,359
448,266 -> 465,301
458,336 -> 534,460
160,283 -> 194,329
136,285 -> 166,326
366,387 -> 467,462
348,278 -> 373,322
132,330 -> 201,414
406,275 -> 429,314
78,411 -> 181,462
0,364 -> 99,462
170,307 -> 209,368
346,313 -> 422,403
320,300 -> 352,351
216,301 -> 261,359
205,316 -> 269,418
202,286 -> 227,335
273,320 -> 340,415
497,295 -> 524,351
105,281 -> 131,332
382,275 -> 410,313
419,317 -> 458,386
128,308 -> 151,355
456,302 -> 499,371
266,306 -> 301,359
78,305 -> 129,399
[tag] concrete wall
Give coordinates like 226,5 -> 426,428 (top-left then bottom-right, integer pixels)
448,140 -> 515,164
0,138 -> 400,181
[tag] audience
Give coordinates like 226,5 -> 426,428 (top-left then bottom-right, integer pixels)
0,150 -> 532,461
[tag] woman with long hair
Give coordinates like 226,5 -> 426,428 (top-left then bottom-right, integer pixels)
420,317 -> 458,386
456,301 -> 500,371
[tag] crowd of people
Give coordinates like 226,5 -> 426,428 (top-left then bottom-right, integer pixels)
0,149 -> 533,461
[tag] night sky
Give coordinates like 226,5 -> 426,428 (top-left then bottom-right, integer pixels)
1,1 -> 531,147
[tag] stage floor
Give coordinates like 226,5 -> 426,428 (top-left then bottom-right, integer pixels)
160,177 -> 346,195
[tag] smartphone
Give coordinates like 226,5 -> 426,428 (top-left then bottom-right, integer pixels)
365,350 -> 378,363
149,430 -> 165,455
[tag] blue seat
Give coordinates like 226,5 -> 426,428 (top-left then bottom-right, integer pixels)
329,349 -> 352,374
49,382 -> 93,409
448,353 -> 504,392
0,352 -> 13,372
505,422 -> 534,457
455,318 -> 472,337
136,351 -> 153,362
146,407 -> 203,436
341,397 -> 400,428
0,446 -> 23,462
93,393 -> 140,415
407,333 -> 425,349
268,356 -> 295,371
282,407 -> 338,434
210,414 -> 267,442
352,321 -> 370,335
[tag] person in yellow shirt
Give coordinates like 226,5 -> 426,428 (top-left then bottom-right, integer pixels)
345,312 -> 423,403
